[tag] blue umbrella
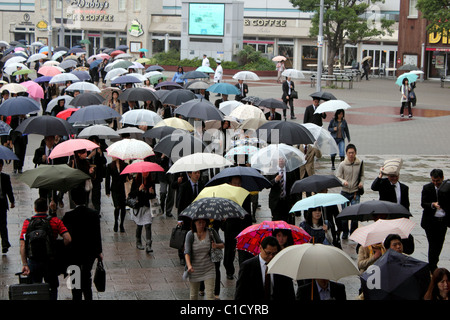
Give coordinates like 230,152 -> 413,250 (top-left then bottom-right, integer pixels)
33,76 -> 53,83
289,193 -> 349,213
138,48 -> 148,52
0,96 -> 40,116
67,104 -> 121,123
70,70 -> 91,81
89,60 -> 102,69
180,71 -> 209,80
68,47 -> 86,54
0,120 -> 12,136
0,145 -> 19,161
111,75 -> 142,85
39,46 -> 53,53
395,72 -> 418,86
206,82 -> 241,95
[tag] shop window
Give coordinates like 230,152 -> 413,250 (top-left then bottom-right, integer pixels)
302,45 -> 318,70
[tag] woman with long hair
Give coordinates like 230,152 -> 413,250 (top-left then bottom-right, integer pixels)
300,207 -> 333,245
400,78 -> 412,118
328,109 -> 351,170
424,268 -> 449,300
105,157 -> 128,232
108,91 -> 122,129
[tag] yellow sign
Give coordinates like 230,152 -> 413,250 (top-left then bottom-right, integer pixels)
36,20 -> 48,31
428,27 -> 449,44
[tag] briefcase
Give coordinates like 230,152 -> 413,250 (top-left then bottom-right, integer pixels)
169,225 -> 187,250
8,273 -> 51,300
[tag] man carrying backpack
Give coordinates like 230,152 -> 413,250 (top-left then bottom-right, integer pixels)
19,198 -> 71,300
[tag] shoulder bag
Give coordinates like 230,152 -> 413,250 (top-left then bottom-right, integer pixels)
169,225 -> 188,250
357,160 -> 364,196
209,228 -> 223,263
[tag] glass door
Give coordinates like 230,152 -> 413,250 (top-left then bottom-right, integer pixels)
88,34 -> 101,56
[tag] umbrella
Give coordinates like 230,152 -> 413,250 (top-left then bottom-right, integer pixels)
290,193 -> 350,213
272,56 -> 286,62
46,96 -> 74,113
205,166 -> 272,192
204,117 -> 239,130
106,138 -> 154,160
153,117 -> 194,131
185,80 -> 210,90
43,61 -> 60,67
175,99 -> 224,121
232,71 -> 260,81
87,53 -> 110,64
194,183 -> 250,206
124,73 -> 146,82
49,139 -> 99,159
360,249 -> 430,300
108,60 -> 134,71
267,243 -> 359,282
37,66 -> 62,77
0,145 -> 19,161
59,60 -> 79,70
349,218 -> 415,247
114,53 -> 133,60
206,83 -> 241,95
258,98 -> 288,110
69,92 -> 105,107
110,50 -> 125,57
167,153 -> 233,174
236,221 -> 311,255
336,200 -> 413,221
143,126 -> 180,140
15,115 -> 75,137
0,121 -> 12,136
239,118 -> 268,130
4,57 -> 27,67
49,73 -> 79,84
20,81 -> 44,101
120,109 -> 163,127
77,125 -> 120,139
256,120 -> 316,145
33,76 -> 53,84
18,164 -> 92,193
70,70 -> 91,81
115,127 -> 145,139
68,47 -> 86,55
153,132 -> 207,161
146,65 -> 164,72
0,96 -> 40,116
56,108 -> 79,120
179,197 -> 248,221
309,91 -> 337,101
218,101 -> 244,116
180,71 -> 209,80
111,74 -> 142,85
291,175 -> 342,194
159,89 -> 196,106
229,104 -> 265,120
398,64 -> 420,71
196,66 -> 215,73
65,82 -> 101,93
120,161 -> 164,175
4,63 -> 29,76
105,68 -> 128,81
395,72 -> 419,86
361,56 -> 372,63
313,100 -> 351,114
67,104 -> 121,123
301,123 -> 340,155
118,87 -> 158,102
12,69 -> 33,76
154,81 -> 183,90
250,143 -> 306,175
225,145 -> 259,164
281,69 -> 305,79
100,87 -> 122,101
136,58 -> 151,64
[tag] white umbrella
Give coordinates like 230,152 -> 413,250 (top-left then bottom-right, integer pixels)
167,153 -> 233,174
77,125 -> 120,139
144,71 -> 163,79
130,62 -> 145,70
105,68 -> 128,81
65,82 -> 101,93
301,123 -> 339,155
229,104 -> 265,120
52,51 -> 67,61
218,101 -> 244,116
120,109 -> 163,127
4,57 -> 27,67
4,63 -> 29,75
232,71 -> 260,81
313,100 -> 351,114
46,95 -> 74,113
106,138 -> 154,160
250,143 -> 306,175
281,69 -> 305,79
49,73 -> 80,84
30,41 -> 45,47
410,70 -> 424,75
267,243 -> 359,282
0,83 -> 27,94
272,56 -> 287,62
43,60 -> 60,66
27,53 -> 47,63
361,56 -> 372,63
114,53 -> 133,60
121,73 -> 146,82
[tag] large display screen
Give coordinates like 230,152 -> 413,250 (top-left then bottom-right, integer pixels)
188,3 -> 225,36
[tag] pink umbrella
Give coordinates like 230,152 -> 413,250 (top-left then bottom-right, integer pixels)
120,161 -> 164,175
38,66 -> 62,77
21,80 -> 44,101
49,138 -> 99,159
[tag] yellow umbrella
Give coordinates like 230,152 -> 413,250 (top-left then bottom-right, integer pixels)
154,117 -> 194,132
136,58 -> 152,64
194,183 -> 250,206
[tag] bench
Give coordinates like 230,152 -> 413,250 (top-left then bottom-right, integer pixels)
310,74 -> 353,89
335,74 -> 353,89
441,76 -> 450,88
310,74 -> 338,88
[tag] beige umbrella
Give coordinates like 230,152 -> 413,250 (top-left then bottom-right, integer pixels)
239,117 -> 268,130
154,117 -> 194,132
229,104 -> 265,120
167,152 -> 233,174
0,83 -> 27,94
204,116 -> 239,130
361,56 -> 372,63
272,56 -> 286,62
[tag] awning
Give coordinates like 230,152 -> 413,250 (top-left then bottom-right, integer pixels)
426,47 -> 450,52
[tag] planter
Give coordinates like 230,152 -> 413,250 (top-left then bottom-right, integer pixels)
159,65 -> 277,77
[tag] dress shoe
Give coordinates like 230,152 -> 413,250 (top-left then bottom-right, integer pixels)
291,116 -> 297,120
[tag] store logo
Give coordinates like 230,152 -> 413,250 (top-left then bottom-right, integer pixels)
36,19 -> 49,31
129,19 -> 144,37
429,27 -> 450,44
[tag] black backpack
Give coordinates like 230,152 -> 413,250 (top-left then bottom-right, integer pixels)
25,216 -> 55,260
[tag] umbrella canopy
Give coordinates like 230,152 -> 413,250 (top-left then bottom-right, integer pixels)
232,71 -> 260,81
107,60 -> 134,72
56,108 -> 79,120
272,56 -> 286,62
114,53 -> 133,60
120,109 -> 162,127
143,126 -> 180,140
256,120 -> 316,145
69,92 -> 105,107
167,153 -> 233,174
67,104 -> 121,123
337,200 -> 413,221
49,73 -> 79,84
115,127 -> 145,139
70,70 -> 91,81
349,218 -> 415,247
49,139 -> 99,159
361,56 -> 372,63
20,81 -> 44,101
185,80 -> 210,90
59,60 -> 78,70
46,96 -> 74,113
206,82 -> 241,95
205,166 -> 272,192
258,98 -> 288,110
229,104 -> 265,120
146,65 -> 164,72
0,121 -> 12,136
0,145 -> 19,161
395,72 -> 419,86
194,183 -> 250,206
154,81 -> 183,90
118,87 -> 158,102
301,123 -> 339,155
267,243 -> 359,281
250,143 -> 306,175
106,138 -> 154,160
398,64 -> 419,71
13,69 -> 33,76
0,83 -> 27,94
0,96 -> 40,116
314,100 -> 351,114
153,132 -> 206,161
241,95 -> 262,106
18,164 -> 91,193
153,117 -> 194,131
309,91 -> 337,101
33,76 -> 53,84
77,124 -> 120,139
105,68 -> 128,81
65,82 -> 101,93
236,221 -> 311,255
290,193 -> 350,213
27,53 -> 47,63
111,74 -> 142,85
360,249 -> 430,300
239,118 -> 268,130
218,100 -> 243,116
224,145 -> 259,164
120,161 -> 164,175
15,115 -> 75,137
100,87 -> 122,101
291,174 -> 342,194
159,89 -> 196,106
196,66 -> 215,73
175,99 -> 224,121
281,69 -> 305,79
180,71 -> 209,80
37,66 -> 62,77
179,197 -> 248,221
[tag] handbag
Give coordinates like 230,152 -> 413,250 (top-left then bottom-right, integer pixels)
169,225 -> 188,250
357,160 -> 364,196
290,89 -> 298,99
209,229 -> 223,263
93,259 -> 106,292
150,197 -> 162,217
126,197 -> 139,209
84,179 -> 93,192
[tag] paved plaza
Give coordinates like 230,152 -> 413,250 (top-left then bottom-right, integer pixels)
0,74 -> 449,302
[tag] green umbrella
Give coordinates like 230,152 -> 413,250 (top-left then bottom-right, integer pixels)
150,74 -> 167,85
79,39 -> 91,45
109,60 -> 133,70
19,164 -> 91,193
12,69 -> 33,76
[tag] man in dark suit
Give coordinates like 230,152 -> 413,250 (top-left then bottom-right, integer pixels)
0,159 -> 15,253
421,169 -> 449,272
268,158 -> 298,224
303,98 -> 326,126
62,190 -> 102,300
297,279 -> 347,300
281,76 -> 296,119
235,79 -> 248,102
264,108 -> 282,121
235,236 -> 295,300
371,169 -> 410,211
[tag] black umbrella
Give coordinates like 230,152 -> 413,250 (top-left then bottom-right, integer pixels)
118,87 -> 158,102
360,249 -> 430,300
146,65 -> 164,72
69,92 -> 105,107
179,197 -> 248,221
241,96 -> 261,106
175,99 -> 224,121
259,98 -> 288,109
143,126 -> 179,140
15,115 -> 75,137
291,174 -> 342,194
336,200 -> 412,221
160,89 -> 196,106
309,91 -> 337,101
153,132 -> 207,161
153,89 -> 170,100
205,166 -> 272,192
111,75 -> 141,85
154,81 -> 183,90
54,46 -> 70,52
67,104 -> 121,124
256,120 -> 315,145
180,71 -> 209,80
0,96 -> 40,116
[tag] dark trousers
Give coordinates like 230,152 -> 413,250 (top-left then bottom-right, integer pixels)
282,98 -> 295,118
423,219 -> 448,272
0,208 -> 10,249
28,258 -> 59,300
91,180 -> 102,212
271,199 -> 294,224
340,191 -> 360,235
224,231 -> 239,276
71,258 -> 96,300
13,135 -> 27,171
400,101 -> 412,116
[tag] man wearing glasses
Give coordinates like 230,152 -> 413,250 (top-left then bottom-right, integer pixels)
235,236 -> 295,300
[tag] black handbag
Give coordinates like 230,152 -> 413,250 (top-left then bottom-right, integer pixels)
357,160 -> 364,196
126,197 -> 139,209
93,259 -> 106,292
290,90 -> 298,99
169,225 -> 188,250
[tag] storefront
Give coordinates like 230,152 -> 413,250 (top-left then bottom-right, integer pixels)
426,32 -> 450,78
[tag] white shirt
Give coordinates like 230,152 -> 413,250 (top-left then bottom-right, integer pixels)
435,186 -> 446,218
202,57 -> 210,67
214,65 -> 223,83
316,281 -> 332,300
259,255 -> 273,289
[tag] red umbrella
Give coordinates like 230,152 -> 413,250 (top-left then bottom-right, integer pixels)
56,108 -> 79,120
236,220 -> 311,255
110,50 -> 125,57
120,161 -> 164,175
49,138 -> 99,159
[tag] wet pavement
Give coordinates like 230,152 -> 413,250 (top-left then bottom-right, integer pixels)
0,75 -> 449,301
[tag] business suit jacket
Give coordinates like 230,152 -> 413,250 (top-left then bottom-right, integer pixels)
177,179 -> 204,214
297,280 -> 347,301
105,161 -> 128,207
421,182 -> 450,229
267,169 -> 298,211
371,177 -> 410,211
303,104 -> 327,126
33,145 -> 68,167
0,172 -> 14,211
281,80 -> 295,101
235,255 -> 295,300
235,83 -> 248,101
264,111 -> 282,120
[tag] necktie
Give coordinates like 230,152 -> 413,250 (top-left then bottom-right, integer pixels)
264,263 -> 271,300
193,183 -> 198,197
279,171 -> 286,198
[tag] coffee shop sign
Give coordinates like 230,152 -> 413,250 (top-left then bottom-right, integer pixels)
70,0 -> 110,10
244,19 -> 287,27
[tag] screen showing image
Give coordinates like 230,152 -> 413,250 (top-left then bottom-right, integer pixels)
188,3 -> 225,36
